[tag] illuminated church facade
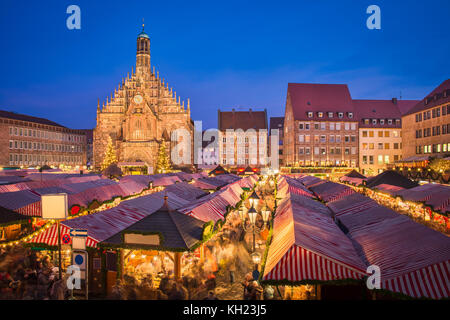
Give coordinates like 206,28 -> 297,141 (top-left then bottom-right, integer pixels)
93,25 -> 193,172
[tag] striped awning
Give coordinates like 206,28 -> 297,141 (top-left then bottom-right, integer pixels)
263,191 -> 368,283
29,223 -> 99,248
264,246 -> 366,282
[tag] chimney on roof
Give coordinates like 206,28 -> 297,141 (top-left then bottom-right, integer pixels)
392,98 -> 398,105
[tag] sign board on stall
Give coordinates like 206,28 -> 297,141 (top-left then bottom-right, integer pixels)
41,193 -> 68,220
72,236 -> 86,250
124,233 -> 160,246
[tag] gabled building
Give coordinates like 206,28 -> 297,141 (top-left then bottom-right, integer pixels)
283,83 -> 358,167
354,99 -> 418,174
402,79 -> 450,160
217,109 -> 268,168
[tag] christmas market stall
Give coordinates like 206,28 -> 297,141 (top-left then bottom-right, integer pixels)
0,206 -> 30,242
283,176 -> 315,198
178,182 -> 245,223
0,190 -> 42,216
309,181 -> 355,202
339,170 -> 367,186
261,192 -> 368,300
191,177 -> 229,192
26,189 -> 202,296
99,195 -> 213,288
308,180 -> 450,299
365,170 -> 419,189
336,203 -> 450,299
212,173 -> 242,185
295,175 -> 324,188
208,165 -> 229,176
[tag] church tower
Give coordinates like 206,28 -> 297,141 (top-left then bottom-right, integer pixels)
136,23 -> 150,76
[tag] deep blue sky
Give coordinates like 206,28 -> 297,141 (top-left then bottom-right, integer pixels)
0,0 -> 449,130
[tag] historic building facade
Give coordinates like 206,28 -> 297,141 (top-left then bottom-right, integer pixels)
354,99 -> 417,175
94,26 -> 193,172
283,83 -> 359,167
402,79 -> 450,160
0,110 -> 87,168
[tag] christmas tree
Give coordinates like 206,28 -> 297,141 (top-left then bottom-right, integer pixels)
101,136 -> 118,171
155,140 -> 172,173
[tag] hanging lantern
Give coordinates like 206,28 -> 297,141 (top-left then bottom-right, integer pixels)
248,206 -> 258,225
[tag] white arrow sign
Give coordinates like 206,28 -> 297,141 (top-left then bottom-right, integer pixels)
70,229 -> 88,237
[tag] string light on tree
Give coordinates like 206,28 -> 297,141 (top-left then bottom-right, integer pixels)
101,136 -> 118,171
155,139 -> 172,173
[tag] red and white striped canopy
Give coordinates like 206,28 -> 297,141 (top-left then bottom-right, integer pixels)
339,205 -> 450,299
263,193 -> 368,283
28,190 -> 193,248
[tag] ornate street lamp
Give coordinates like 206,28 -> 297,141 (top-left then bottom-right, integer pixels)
239,203 -> 271,253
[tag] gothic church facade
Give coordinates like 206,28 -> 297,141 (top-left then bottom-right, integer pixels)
93,25 -> 193,172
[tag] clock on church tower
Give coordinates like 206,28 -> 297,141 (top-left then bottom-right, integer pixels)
134,94 -> 143,104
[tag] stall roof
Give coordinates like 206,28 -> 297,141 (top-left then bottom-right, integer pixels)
208,165 -> 229,176
343,170 -> 367,179
309,181 -> 355,202
338,205 -> 450,299
366,170 -> 419,189
101,197 -> 205,250
263,193 -> 368,283
0,206 -> 29,226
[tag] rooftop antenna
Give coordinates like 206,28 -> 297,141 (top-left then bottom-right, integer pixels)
399,90 -> 402,100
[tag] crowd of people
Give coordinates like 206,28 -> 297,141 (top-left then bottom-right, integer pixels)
0,185 -> 280,300
0,245 -> 70,300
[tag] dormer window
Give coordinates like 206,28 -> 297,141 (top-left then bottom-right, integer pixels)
364,119 -> 369,125
388,119 -> 393,125
328,112 -> 333,118
338,112 -> 343,118
380,119 -> 385,125
395,119 -> 401,124
318,112 -> 324,118
348,112 -> 353,119
372,119 -> 377,125
307,112 -> 313,118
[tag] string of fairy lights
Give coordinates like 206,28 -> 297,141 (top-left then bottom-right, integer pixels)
0,186 -> 163,249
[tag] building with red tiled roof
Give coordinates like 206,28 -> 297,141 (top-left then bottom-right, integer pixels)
354,99 -> 419,174
401,79 -> 450,161
217,109 -> 268,168
283,83 -> 359,167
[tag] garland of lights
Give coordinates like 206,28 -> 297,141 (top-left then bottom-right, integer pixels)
1,184 -> 161,248
3,179 -> 258,253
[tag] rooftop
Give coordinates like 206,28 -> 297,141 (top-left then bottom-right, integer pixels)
218,109 -> 267,131
0,110 -> 66,128
404,79 -> 450,116
287,83 -> 355,121
353,99 -> 419,128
